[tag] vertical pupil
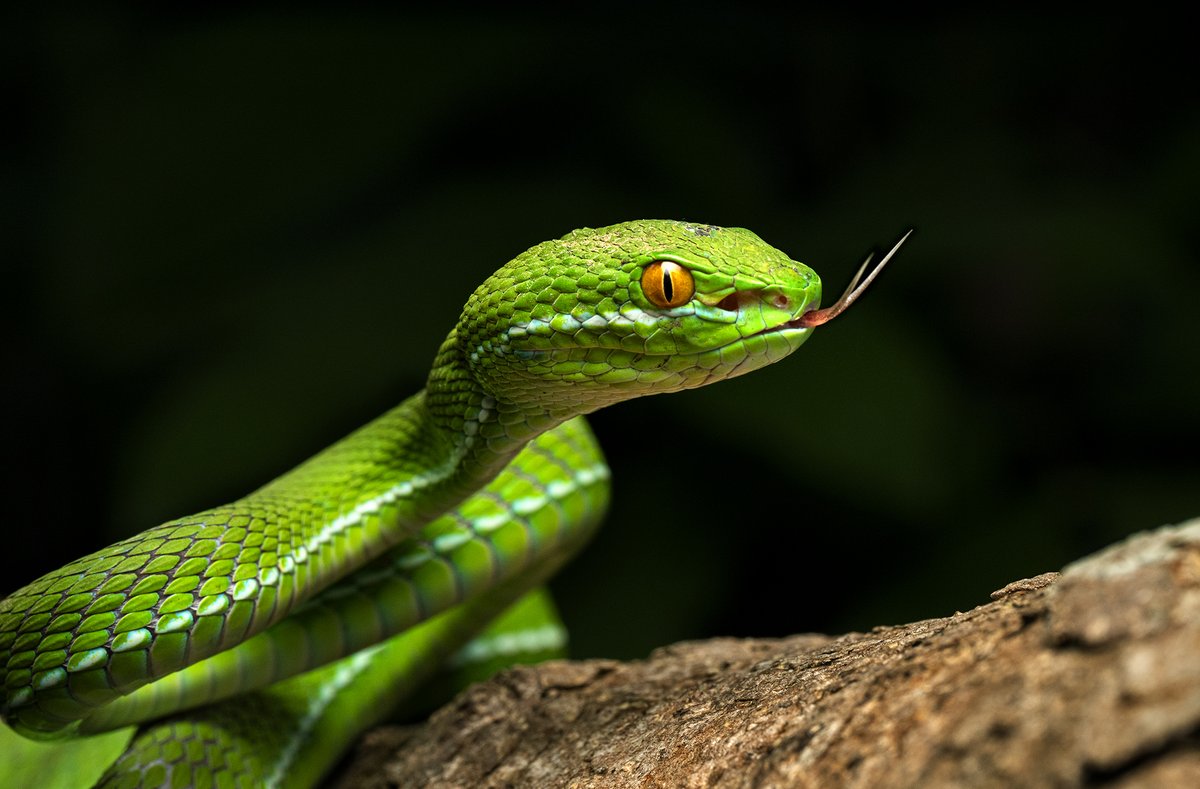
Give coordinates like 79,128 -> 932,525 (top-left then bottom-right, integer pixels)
662,268 -> 674,303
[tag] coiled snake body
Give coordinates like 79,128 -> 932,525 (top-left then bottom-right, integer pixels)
0,220 -> 906,787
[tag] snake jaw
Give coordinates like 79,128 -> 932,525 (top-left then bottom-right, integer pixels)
797,229 -> 913,328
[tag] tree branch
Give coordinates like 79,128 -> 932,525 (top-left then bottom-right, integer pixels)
334,520 -> 1200,788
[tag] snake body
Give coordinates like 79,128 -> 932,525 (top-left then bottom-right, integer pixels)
1,220 -> 839,786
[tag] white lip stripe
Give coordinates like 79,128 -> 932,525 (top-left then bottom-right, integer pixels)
487,301 -> 699,360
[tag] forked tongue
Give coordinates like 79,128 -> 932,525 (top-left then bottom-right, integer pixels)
798,229 -> 913,328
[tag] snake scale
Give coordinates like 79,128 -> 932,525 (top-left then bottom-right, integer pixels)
0,220 -> 907,787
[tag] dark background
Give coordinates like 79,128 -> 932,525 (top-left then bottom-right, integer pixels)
4,8 -> 1197,660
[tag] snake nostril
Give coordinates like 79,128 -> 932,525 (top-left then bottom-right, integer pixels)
772,294 -> 790,310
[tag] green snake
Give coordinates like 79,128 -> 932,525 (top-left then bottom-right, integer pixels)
0,220 -> 907,787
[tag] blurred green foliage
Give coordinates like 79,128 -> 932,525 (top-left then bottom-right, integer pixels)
4,7 -> 1196,679
0,725 -> 130,788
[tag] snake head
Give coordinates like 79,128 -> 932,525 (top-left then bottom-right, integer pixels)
440,220 -> 906,432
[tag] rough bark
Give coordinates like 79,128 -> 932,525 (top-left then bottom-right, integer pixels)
332,520 -> 1200,788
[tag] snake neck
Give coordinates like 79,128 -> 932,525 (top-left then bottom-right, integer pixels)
422,327 -> 561,493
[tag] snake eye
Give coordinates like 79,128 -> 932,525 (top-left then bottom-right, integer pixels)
641,261 -> 695,309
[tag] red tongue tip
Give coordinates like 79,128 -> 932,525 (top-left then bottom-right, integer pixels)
797,229 -> 913,329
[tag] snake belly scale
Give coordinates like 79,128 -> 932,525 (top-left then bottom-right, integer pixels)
0,219 -> 879,787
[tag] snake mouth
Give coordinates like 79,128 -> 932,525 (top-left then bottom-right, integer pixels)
778,313 -> 817,332
747,315 -> 813,341
712,228 -> 912,346
710,289 -> 816,339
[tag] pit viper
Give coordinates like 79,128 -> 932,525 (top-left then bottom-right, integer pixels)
0,220 -> 908,787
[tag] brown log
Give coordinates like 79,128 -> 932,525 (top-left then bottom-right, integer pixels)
332,520 -> 1200,788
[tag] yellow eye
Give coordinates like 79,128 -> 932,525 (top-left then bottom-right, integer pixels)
640,261 -> 695,309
